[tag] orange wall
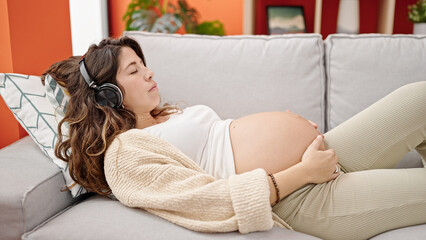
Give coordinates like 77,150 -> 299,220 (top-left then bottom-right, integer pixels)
0,0 -> 13,72
108,0 -> 243,37
7,0 -> 72,75
0,0 -> 72,148
0,0 -> 20,148
108,0 -> 132,37
186,0 -> 243,35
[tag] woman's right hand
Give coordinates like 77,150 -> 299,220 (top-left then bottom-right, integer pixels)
299,135 -> 339,184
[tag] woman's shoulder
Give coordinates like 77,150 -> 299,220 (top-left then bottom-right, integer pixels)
190,104 -> 211,109
185,104 -> 216,113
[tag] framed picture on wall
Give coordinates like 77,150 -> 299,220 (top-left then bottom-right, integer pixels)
267,6 -> 307,34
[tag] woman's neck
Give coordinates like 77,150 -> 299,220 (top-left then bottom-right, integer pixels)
136,114 -> 159,129
135,113 -> 170,129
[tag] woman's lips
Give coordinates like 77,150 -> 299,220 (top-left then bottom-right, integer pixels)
149,84 -> 158,91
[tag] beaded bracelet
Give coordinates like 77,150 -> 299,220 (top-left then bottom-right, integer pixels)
268,173 -> 280,207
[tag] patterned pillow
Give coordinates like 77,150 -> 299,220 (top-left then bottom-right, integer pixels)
0,73 -> 87,197
45,75 -> 68,117
44,75 -> 70,137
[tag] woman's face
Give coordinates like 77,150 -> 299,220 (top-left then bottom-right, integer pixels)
116,46 -> 160,114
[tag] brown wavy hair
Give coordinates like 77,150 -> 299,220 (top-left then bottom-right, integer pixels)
41,36 -> 180,196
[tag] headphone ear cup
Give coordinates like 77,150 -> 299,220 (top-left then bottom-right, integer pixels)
95,83 -> 123,108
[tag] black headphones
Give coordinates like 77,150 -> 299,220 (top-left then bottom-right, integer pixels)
79,57 -> 123,108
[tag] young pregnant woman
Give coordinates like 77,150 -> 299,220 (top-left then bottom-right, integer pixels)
42,36 -> 426,240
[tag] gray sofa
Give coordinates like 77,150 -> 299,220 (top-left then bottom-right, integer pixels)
1,31 -> 426,240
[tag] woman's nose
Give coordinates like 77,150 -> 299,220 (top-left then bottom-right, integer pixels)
144,69 -> 154,81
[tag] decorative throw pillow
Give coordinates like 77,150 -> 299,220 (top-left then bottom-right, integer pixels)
0,73 -> 87,197
45,75 -> 68,117
44,75 -> 70,137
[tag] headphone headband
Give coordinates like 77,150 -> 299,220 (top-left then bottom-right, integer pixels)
79,58 -> 97,89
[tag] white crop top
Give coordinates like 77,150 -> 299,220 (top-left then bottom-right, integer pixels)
141,105 -> 236,179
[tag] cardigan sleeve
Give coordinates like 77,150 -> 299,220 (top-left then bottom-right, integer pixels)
104,129 -> 274,234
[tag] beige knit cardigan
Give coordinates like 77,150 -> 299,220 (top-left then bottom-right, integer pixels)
104,129 -> 292,233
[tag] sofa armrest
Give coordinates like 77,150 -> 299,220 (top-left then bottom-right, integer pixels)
0,136 -> 83,240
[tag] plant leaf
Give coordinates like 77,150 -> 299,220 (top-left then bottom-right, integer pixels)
130,9 -> 158,31
150,13 -> 182,33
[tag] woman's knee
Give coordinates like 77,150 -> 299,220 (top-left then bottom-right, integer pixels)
396,81 -> 426,101
399,81 -> 426,92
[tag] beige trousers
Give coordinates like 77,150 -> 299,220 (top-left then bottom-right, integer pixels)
273,81 -> 426,240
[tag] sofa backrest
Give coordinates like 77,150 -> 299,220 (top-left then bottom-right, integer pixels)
122,31 -> 426,136
124,31 -> 327,133
324,34 -> 426,131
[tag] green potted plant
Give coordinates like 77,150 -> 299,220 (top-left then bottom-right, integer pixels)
408,0 -> 426,34
123,0 -> 225,36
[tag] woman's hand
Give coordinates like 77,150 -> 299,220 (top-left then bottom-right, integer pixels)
299,135 -> 339,184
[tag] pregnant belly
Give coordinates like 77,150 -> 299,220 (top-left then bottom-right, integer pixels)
229,111 -> 324,174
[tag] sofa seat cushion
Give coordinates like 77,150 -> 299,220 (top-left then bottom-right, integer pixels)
22,195 -> 320,240
371,224 -> 426,239
124,31 -> 327,132
325,34 -> 426,168
0,136 -> 81,240
22,194 -> 426,239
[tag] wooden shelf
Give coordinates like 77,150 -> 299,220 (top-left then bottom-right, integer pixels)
245,0 -> 418,37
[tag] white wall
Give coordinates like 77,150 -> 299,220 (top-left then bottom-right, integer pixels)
69,0 -> 108,55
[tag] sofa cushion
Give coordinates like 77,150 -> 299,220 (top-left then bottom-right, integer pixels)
0,74 -> 57,160
324,34 -> 426,167
324,34 -> 426,130
370,224 -> 426,239
124,31 -> 327,133
0,136 -> 82,240
44,74 -> 69,123
22,195 -> 320,240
